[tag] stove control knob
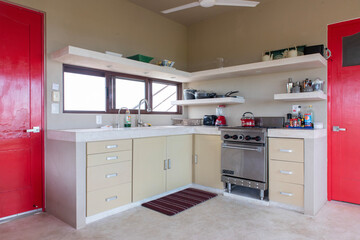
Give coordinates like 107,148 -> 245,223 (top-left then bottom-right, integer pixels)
255,136 -> 261,142
245,135 -> 251,141
232,135 -> 238,140
238,134 -> 244,140
224,134 -> 230,139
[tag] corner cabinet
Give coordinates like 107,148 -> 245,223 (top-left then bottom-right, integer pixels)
193,134 -> 223,189
133,135 -> 192,202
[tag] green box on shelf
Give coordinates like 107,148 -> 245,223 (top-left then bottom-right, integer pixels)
127,54 -> 154,63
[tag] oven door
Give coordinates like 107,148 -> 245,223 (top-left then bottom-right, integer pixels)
221,142 -> 266,182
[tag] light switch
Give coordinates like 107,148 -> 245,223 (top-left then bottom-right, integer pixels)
51,103 -> 59,114
52,83 -> 60,91
52,91 -> 60,102
96,115 -> 102,125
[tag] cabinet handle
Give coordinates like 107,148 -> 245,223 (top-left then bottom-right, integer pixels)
194,154 -> 198,164
164,160 -> 168,170
168,159 -> 171,169
106,145 -> 118,149
105,196 -> 118,202
280,170 -> 293,175
105,173 -> 118,178
280,192 -> 293,197
106,156 -> 118,161
279,149 -> 293,153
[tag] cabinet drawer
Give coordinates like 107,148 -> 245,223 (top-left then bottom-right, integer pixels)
87,139 -> 132,155
270,181 -> 304,207
269,138 -> 304,162
87,161 -> 132,192
87,151 -> 132,167
269,160 -> 304,185
87,183 -> 132,216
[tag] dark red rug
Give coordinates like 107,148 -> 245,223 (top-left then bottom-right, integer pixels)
141,188 -> 217,216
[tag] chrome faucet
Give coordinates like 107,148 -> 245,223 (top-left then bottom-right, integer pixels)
117,107 -> 129,128
137,98 -> 151,127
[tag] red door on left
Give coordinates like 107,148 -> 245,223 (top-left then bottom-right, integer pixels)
0,1 -> 44,218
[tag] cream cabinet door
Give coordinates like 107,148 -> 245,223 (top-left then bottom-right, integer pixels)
133,137 -> 166,202
194,135 -> 223,189
166,135 -> 192,191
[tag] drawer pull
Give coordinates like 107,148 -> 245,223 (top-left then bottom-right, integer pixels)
279,149 -> 293,153
106,145 -> 118,149
280,192 -> 293,197
106,156 -> 118,161
105,173 -> 118,178
280,170 -> 293,175
105,196 -> 118,202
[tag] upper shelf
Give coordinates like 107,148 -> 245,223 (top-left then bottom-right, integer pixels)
171,97 -> 245,106
274,91 -> 327,101
50,46 -> 327,83
50,46 -> 191,82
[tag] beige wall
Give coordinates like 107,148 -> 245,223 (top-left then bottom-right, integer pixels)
8,0 -> 188,129
188,0 -> 360,71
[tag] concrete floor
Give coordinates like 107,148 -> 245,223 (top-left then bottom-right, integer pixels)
1,196 -> 360,240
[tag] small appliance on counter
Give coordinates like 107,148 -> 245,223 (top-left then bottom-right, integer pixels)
203,115 -> 218,126
215,105 -> 227,126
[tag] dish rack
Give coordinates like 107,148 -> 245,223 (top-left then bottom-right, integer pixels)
172,118 -> 203,126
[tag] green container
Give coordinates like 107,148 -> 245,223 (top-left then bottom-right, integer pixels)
127,54 -> 154,63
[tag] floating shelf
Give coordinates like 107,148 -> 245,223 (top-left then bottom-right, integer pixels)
171,97 -> 245,106
50,46 -> 191,82
274,91 -> 327,101
50,46 -> 327,83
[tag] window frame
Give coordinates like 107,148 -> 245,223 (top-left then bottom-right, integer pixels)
63,64 -> 182,115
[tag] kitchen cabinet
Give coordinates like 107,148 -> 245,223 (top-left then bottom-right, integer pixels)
133,135 -> 192,202
269,138 -> 304,208
86,139 -> 132,216
193,134 -> 223,189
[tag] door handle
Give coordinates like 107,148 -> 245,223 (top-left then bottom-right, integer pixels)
194,154 -> 198,164
168,159 -> 171,169
333,126 -> 346,132
26,126 -> 40,133
164,159 -> 168,170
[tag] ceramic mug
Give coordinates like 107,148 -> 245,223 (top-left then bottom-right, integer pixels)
288,46 -> 298,58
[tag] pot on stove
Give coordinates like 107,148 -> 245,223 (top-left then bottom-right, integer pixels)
241,112 -> 255,127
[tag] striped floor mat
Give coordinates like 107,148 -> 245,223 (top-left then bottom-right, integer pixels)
141,188 -> 217,216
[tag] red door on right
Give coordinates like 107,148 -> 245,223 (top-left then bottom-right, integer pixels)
328,18 -> 360,204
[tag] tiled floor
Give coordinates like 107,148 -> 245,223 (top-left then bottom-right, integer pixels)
1,196 -> 360,240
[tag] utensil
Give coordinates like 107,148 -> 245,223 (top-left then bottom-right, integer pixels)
217,91 -> 239,98
183,89 -> 197,100
241,112 -> 255,127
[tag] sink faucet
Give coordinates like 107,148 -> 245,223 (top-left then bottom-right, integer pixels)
137,98 -> 151,127
117,107 -> 129,128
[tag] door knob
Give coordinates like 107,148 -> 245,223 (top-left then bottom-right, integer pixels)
332,126 -> 346,132
26,126 -> 40,133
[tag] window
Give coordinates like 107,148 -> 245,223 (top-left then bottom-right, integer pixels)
63,67 -> 106,112
63,65 -> 182,114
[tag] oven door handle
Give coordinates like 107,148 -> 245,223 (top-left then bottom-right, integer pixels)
222,144 -> 263,152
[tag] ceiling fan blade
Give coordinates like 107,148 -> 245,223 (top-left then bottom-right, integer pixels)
162,2 -> 201,14
215,0 -> 260,7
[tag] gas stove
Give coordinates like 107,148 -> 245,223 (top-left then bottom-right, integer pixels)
221,127 -> 266,144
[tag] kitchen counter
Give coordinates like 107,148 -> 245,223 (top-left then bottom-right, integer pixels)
268,128 -> 327,139
47,126 -> 221,142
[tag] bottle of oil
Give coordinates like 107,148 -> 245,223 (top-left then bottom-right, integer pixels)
304,105 -> 314,128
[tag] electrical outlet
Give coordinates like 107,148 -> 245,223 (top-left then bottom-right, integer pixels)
96,115 -> 102,125
52,91 -> 60,102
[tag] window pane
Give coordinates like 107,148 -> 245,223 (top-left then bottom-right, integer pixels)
343,32 -> 360,67
64,72 -> 106,111
152,82 -> 177,112
115,78 -> 145,109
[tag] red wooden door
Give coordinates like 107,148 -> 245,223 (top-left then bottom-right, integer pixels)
328,18 -> 360,204
0,2 -> 44,218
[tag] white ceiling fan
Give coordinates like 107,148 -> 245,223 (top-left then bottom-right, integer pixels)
162,0 -> 260,14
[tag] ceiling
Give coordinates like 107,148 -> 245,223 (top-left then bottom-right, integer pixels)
128,0 -> 252,26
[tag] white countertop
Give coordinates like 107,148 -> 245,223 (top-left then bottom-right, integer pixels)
47,126 -> 221,142
268,128 -> 327,139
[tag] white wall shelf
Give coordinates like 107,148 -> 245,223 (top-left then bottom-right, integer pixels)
274,91 -> 327,101
50,46 -> 327,83
171,97 -> 245,106
50,46 -> 191,83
